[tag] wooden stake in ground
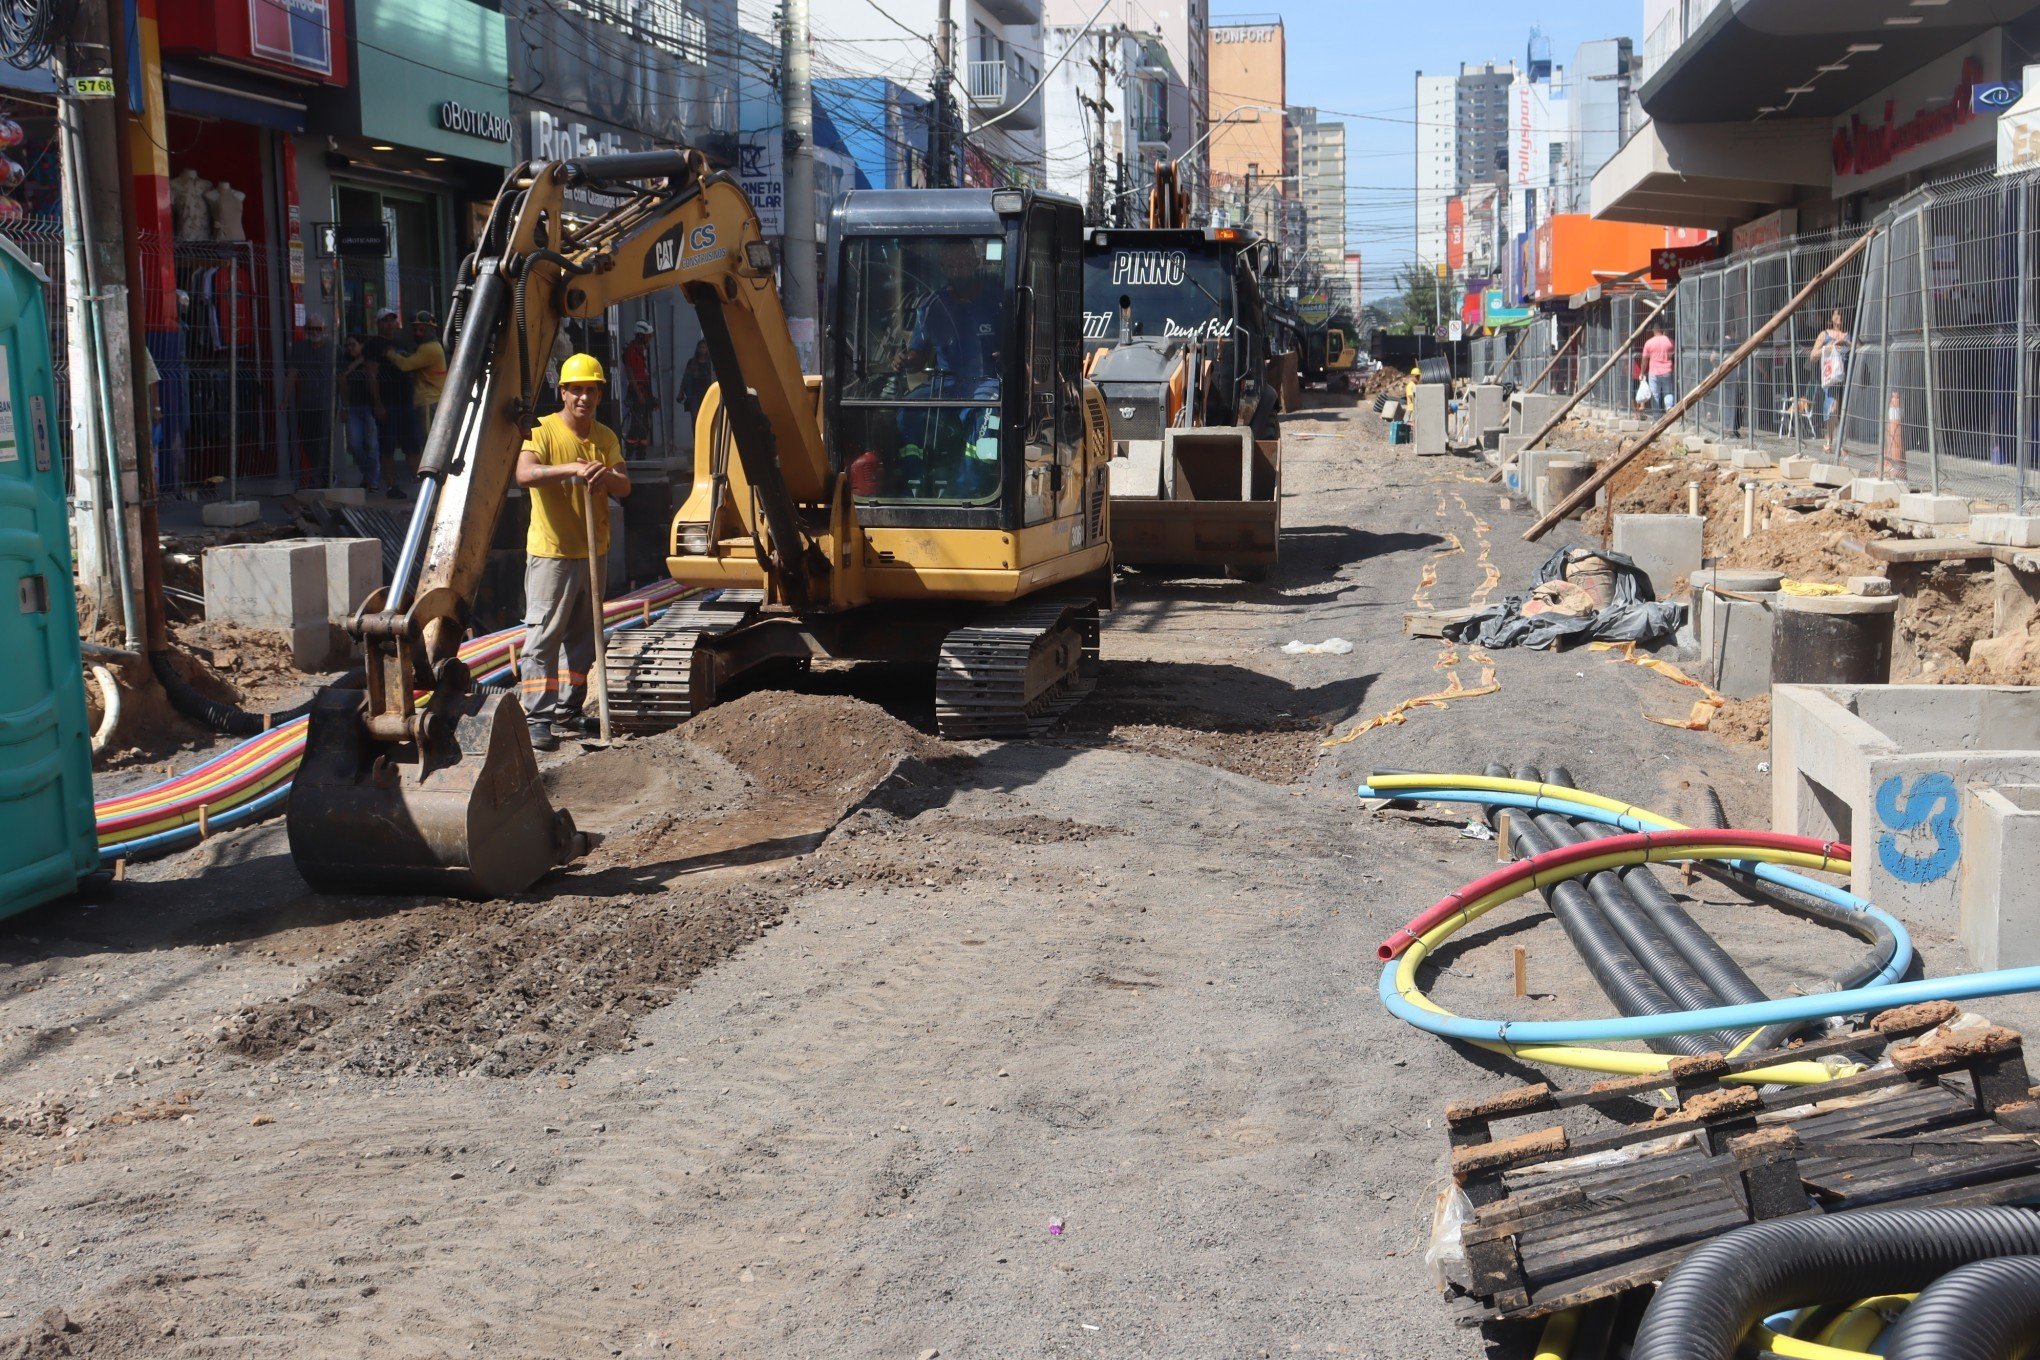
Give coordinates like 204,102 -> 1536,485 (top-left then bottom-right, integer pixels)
1523,326 -> 1583,397
1524,229 -> 1879,542
1513,945 -> 1528,998
1521,288 -> 1678,454
581,484 -> 613,746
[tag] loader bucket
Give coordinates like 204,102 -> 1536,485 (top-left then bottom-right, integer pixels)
286,686 -> 582,897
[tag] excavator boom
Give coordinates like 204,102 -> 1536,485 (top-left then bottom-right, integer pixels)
288,150 -> 829,896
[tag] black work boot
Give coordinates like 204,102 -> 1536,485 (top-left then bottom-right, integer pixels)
528,720 -> 558,752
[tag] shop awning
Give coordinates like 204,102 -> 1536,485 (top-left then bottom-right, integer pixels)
164,71 -> 306,133
1639,0 -> 2025,123
1590,117 -> 1832,232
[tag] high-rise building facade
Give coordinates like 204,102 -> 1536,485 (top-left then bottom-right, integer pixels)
1289,106 -> 1348,305
1206,19 -> 1287,242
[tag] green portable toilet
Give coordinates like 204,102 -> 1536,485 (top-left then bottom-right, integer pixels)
0,235 -> 96,917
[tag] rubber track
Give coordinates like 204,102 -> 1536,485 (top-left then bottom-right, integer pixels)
602,590 -> 761,732
934,595 -> 1100,740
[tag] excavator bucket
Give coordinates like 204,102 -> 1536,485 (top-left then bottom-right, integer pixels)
286,686 -> 582,898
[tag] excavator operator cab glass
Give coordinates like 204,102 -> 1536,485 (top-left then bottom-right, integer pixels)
837,234 -> 1010,509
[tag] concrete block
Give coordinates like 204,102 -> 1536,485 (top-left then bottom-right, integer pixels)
300,537 -> 383,625
1692,568 -> 1783,697
1850,478 -> 1906,505
1811,463 -> 1853,488
1772,684 -> 2040,931
1612,513 -> 1705,599
1509,392 -> 1562,438
1499,434 -> 1532,460
1972,513 -> 2040,548
1412,383 -> 1449,457
1848,574 -> 1893,597
1961,785 -> 2040,969
204,541 -> 327,632
1731,448 -> 1775,470
201,499 -> 260,528
1777,456 -> 1814,480
1471,383 -> 1507,434
1899,492 -> 1971,526
1544,461 -> 1596,518
1509,447 -> 1575,505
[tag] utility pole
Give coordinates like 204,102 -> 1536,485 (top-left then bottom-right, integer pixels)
782,0 -> 818,368
1082,32 -> 1113,223
53,0 -> 145,648
931,0 -> 957,187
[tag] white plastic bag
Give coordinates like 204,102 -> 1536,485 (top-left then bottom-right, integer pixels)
1425,1184 -> 1474,1289
1635,376 -> 1653,405
1280,638 -> 1354,656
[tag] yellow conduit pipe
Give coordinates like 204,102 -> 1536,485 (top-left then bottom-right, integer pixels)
1533,1307 -> 1582,1360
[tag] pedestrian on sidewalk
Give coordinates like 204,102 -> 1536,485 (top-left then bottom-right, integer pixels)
1642,323 -> 1676,413
1810,308 -> 1851,444
622,320 -> 657,456
514,353 -> 633,752
285,316 -> 335,489
339,333 -> 385,495
386,310 -> 448,480
368,308 -> 415,498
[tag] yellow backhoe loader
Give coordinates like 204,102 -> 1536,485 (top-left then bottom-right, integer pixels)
286,150 -> 1113,897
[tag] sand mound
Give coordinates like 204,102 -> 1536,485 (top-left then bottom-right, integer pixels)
1710,694 -> 1770,747
541,727 -> 752,834
1720,508 -> 1878,582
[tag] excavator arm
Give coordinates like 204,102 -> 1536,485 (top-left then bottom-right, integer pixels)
288,149 -> 828,897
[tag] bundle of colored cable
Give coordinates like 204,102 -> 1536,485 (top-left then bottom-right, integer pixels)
94,582 -> 695,862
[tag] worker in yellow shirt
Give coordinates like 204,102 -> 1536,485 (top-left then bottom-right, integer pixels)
513,353 -> 633,750
387,310 -> 448,485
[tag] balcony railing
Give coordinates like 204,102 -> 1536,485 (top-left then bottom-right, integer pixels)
967,59 -> 1041,128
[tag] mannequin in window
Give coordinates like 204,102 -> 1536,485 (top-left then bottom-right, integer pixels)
170,169 -> 212,241
208,181 -> 246,242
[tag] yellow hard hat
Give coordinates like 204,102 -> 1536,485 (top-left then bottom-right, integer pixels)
559,353 -> 605,387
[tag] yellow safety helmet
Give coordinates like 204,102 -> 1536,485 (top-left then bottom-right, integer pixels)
559,353 -> 606,387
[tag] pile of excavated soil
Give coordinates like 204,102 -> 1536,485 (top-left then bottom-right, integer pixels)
682,690 -> 961,804
1546,418 -> 1628,463
1710,694 -> 1771,747
1584,461 -> 1750,552
172,620 -> 318,709
1941,619 -> 2040,685
540,726 -> 752,837
1720,508 -> 1879,582
1894,564 -> 1995,681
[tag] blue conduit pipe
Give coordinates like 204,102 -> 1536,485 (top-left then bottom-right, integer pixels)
1358,782 -> 1913,989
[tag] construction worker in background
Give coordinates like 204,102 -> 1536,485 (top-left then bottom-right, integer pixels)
622,319 -> 657,456
387,310 -> 448,481
513,353 -> 634,752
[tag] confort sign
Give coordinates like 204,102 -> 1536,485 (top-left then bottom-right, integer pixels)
1832,40 -> 2003,195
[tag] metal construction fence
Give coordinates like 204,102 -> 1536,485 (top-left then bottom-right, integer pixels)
1568,164 -> 2040,512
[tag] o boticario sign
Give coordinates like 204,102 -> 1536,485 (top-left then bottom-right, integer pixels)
439,100 -> 512,144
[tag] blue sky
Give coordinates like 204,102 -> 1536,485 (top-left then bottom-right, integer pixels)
1224,0 -> 1641,299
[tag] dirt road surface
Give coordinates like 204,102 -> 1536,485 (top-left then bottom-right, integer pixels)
4,394 -> 2013,1358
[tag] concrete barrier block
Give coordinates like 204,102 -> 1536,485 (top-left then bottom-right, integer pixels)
1900,492 -> 1971,526
1471,383 -> 1507,434
1848,574 -> 1893,597
1777,456 -> 1815,480
201,500 -> 260,528
204,541 -> 327,632
1510,392 -> 1561,438
316,488 -> 367,508
301,536 -> 383,624
1412,383 -> 1449,456
1851,478 -> 1906,505
1772,683 -> 2040,930
1811,463 -> 1853,487
1730,448 -> 1776,469
1960,785 -> 2040,970
1612,513 -> 1704,599
1972,513 -> 2040,548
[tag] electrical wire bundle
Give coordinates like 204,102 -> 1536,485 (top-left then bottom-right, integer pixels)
93,581 -> 694,862
0,0 -> 77,70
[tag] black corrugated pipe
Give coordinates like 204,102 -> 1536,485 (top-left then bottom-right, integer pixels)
1691,783 -> 1904,1041
148,652 -> 345,738
1883,1254 -> 2040,1360
1483,765 -> 1717,1058
1631,1207 -> 2040,1360
1528,812 -> 1745,1053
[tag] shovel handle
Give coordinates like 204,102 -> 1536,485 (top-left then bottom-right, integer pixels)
582,482 -> 612,744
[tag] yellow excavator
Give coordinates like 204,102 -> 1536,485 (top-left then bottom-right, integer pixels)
286,149 -> 1114,897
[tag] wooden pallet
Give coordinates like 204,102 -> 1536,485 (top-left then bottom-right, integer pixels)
1435,1002 -> 2040,1323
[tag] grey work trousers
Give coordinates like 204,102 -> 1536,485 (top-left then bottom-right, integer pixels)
519,555 -> 599,726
